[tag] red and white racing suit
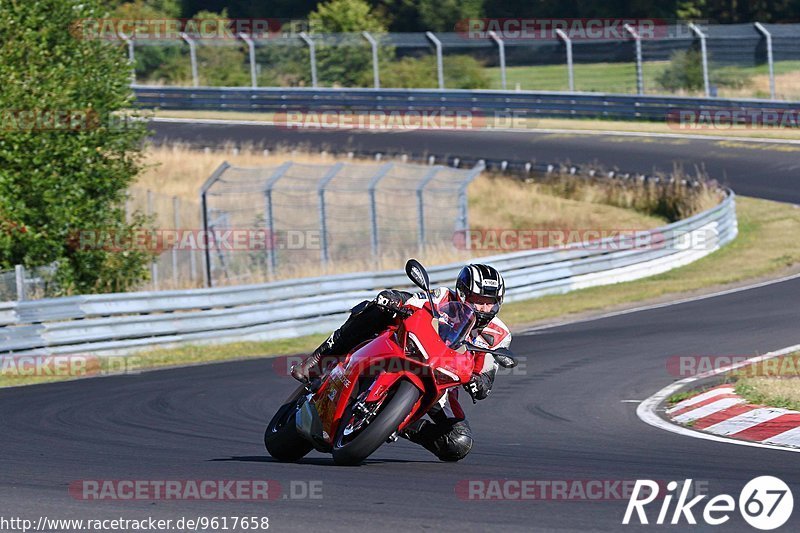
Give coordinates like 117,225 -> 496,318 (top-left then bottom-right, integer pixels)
398,287 -> 512,461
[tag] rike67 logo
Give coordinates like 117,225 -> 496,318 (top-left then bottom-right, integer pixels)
623,477 -> 793,530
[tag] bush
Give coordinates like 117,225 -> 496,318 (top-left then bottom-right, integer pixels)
538,169 -> 722,222
657,49 -> 705,92
382,54 -> 490,89
0,0 -> 155,294
657,49 -> 753,92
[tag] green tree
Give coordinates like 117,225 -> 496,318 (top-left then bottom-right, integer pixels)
308,0 -> 389,87
417,0 -> 483,32
112,1 -> 191,84
309,0 -> 386,33
0,0 -> 154,294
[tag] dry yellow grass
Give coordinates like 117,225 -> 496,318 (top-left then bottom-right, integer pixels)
720,71 -> 800,101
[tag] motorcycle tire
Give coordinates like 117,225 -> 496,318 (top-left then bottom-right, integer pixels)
332,379 -> 420,466
264,387 -> 314,462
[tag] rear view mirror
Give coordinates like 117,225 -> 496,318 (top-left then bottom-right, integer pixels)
405,258 -> 430,292
493,352 -> 517,369
461,343 -> 518,368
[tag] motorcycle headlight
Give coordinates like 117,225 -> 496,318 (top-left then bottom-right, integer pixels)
405,332 -> 429,361
434,367 -> 460,384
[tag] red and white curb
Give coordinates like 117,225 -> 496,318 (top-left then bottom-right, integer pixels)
666,385 -> 800,448
638,343 -> 800,453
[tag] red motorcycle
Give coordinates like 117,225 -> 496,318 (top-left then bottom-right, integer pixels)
264,259 -> 516,466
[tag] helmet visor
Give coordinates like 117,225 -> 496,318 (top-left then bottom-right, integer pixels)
464,293 -> 501,316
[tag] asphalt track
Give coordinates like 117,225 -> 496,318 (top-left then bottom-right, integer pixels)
2,124 -> 800,532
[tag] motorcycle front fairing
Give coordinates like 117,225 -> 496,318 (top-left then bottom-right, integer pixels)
304,303 -> 477,447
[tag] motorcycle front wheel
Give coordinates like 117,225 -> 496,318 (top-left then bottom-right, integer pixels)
332,379 -> 420,466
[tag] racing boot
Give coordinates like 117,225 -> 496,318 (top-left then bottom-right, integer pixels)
290,334 -> 336,383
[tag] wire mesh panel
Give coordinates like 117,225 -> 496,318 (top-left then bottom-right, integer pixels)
126,26 -> 800,99
132,39 -> 193,86
762,24 -> 800,100
702,23 -> 768,98
127,187 -> 202,290
201,161 -> 482,286
640,23 -> 697,95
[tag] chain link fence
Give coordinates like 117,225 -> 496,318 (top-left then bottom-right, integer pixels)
0,263 -> 59,301
201,160 -> 484,287
129,24 -> 800,100
126,187 -> 203,291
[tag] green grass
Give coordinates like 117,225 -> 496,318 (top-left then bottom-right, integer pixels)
668,391 -> 696,405
486,59 -> 800,99
488,62 -> 646,93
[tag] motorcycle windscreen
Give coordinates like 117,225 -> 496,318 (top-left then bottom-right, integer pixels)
435,301 -> 476,347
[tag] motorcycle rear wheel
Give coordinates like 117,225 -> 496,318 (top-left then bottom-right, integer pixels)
264,386 -> 314,462
332,379 -> 420,466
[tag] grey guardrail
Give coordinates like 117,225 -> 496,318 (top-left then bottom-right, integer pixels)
1,191 -> 737,356
133,85 -> 798,121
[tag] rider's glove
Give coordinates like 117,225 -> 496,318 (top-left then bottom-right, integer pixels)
375,290 -> 409,316
464,373 -> 490,404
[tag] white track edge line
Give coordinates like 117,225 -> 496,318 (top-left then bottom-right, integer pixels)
637,343 -> 800,454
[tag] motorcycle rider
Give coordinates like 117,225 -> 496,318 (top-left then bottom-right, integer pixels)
291,263 -> 511,462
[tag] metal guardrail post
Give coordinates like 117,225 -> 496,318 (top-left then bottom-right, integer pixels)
416,167 -> 441,251
555,29 -> 574,92
119,32 -> 136,84
180,32 -> 199,87
263,162 -> 293,276
488,31 -> 507,90
754,22 -> 776,100
199,162 -> 231,287
362,31 -> 380,89
688,23 -> 710,97
299,32 -> 318,88
15,265 -> 26,302
318,163 -> 344,266
457,161 -> 485,250
624,24 -> 644,95
171,196 -> 180,287
367,163 -> 394,258
238,33 -> 258,88
425,32 -> 445,89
